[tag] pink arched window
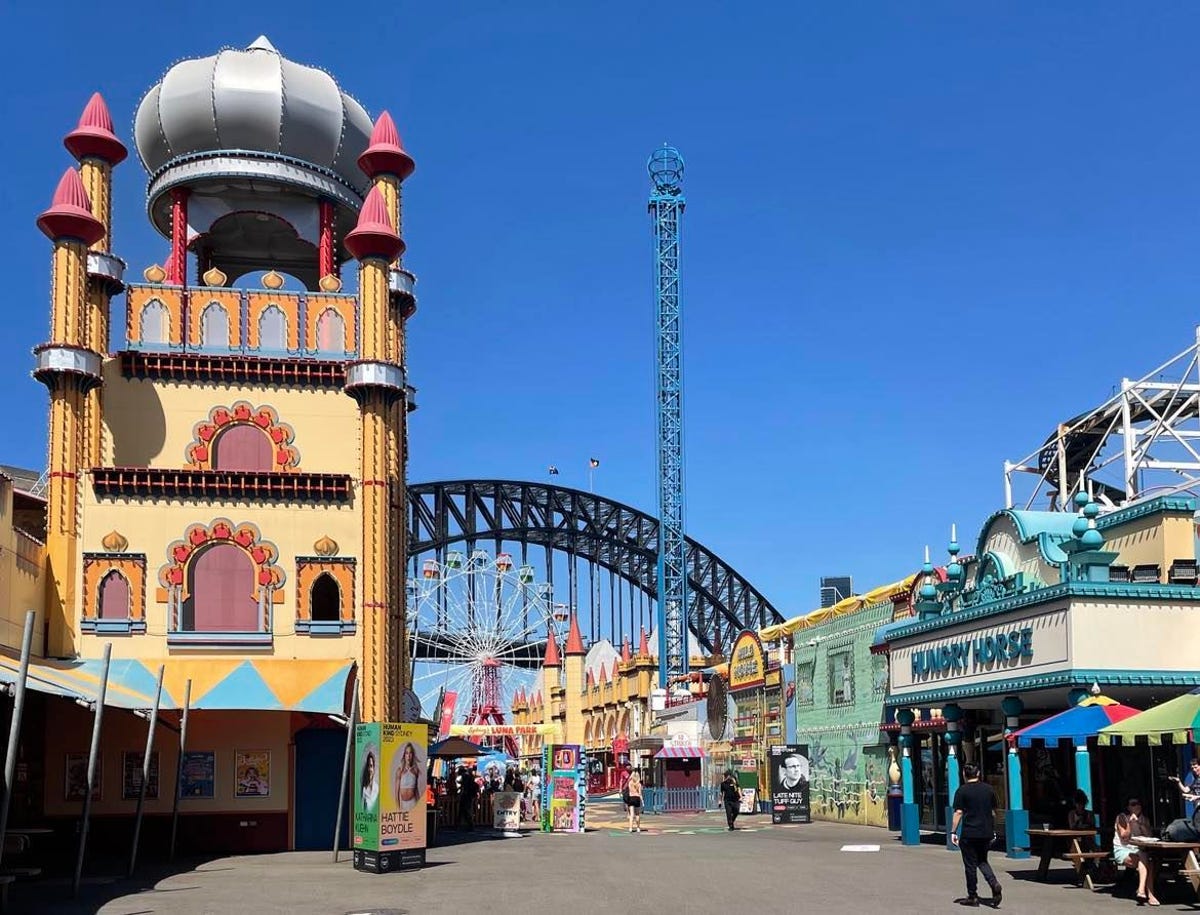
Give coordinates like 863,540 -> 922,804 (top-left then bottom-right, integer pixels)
184,543 -> 259,632
315,309 -> 346,354
98,570 -> 130,620
212,424 -> 273,472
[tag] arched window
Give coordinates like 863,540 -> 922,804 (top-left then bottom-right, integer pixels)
97,570 -> 130,620
183,543 -> 259,632
310,573 -> 340,622
315,308 -> 346,354
200,303 -> 230,349
259,306 -> 287,352
212,423 -> 274,472
140,300 -> 169,345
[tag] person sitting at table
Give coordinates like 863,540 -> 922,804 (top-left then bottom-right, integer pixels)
1113,798 -> 1159,907
1163,759 -> 1200,842
1067,790 -> 1095,833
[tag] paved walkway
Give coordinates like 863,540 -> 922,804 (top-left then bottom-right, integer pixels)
10,811 -> 1198,914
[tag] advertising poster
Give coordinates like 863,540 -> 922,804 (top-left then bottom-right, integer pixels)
767,744 -> 812,824
540,744 -> 585,833
122,750 -> 160,800
493,791 -> 521,830
65,753 -> 101,802
179,751 -> 215,798
354,722 -> 427,874
235,750 -> 271,797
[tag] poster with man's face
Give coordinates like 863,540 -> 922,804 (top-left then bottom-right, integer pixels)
768,744 -> 811,824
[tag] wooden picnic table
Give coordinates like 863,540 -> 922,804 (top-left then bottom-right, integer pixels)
1026,827 -> 1103,885
1130,836 -> 1200,898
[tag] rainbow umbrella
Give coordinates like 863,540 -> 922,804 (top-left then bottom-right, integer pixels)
1098,687 -> 1200,746
1009,695 -> 1141,747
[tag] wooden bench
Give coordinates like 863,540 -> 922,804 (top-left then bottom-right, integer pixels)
1062,850 -> 1110,890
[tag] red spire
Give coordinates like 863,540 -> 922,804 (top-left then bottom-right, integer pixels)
543,633 -> 561,668
609,661 -> 618,683
586,669 -> 595,689
621,637 -> 632,664
564,613 -> 585,656
344,185 -> 405,261
37,168 -> 104,245
64,93 -> 127,165
598,662 -> 608,684
533,690 -> 542,706
638,627 -> 651,658
358,111 -> 416,181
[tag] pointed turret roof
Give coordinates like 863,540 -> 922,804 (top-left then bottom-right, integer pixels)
598,662 -> 608,684
37,168 -> 103,245
247,35 -> 278,52
609,661 -> 618,683
564,613 -> 585,656
543,633 -> 561,668
64,92 -> 127,165
585,669 -> 595,689
345,185 -> 404,261
638,627 -> 650,658
358,110 -> 416,181
621,637 -> 632,664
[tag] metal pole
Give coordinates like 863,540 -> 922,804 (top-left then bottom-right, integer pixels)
333,677 -> 360,863
0,610 -> 36,870
128,664 -> 165,876
73,642 -> 111,897
168,679 -> 192,861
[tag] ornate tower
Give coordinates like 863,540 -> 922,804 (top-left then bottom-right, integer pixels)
35,169 -> 106,656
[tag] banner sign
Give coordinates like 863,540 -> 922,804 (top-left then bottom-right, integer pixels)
540,744 -> 585,833
450,723 -> 558,737
437,691 -> 457,740
353,722 -> 427,874
729,630 -> 766,691
767,744 -> 812,824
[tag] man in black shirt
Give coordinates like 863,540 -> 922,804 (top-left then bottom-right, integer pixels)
951,764 -> 1002,908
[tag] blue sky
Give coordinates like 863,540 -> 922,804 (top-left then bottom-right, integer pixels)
4,2 -> 1200,621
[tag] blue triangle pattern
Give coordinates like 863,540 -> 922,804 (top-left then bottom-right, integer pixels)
196,660 -> 282,710
294,662 -> 353,714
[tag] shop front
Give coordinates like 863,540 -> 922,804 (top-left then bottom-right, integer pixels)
878,497 -> 1200,855
726,630 -> 792,810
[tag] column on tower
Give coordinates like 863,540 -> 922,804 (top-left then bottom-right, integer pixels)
344,186 -> 407,723
64,93 -> 127,471
34,169 -> 106,657
358,112 -> 417,702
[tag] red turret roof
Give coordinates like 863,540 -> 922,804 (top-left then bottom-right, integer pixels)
638,627 -> 650,658
37,168 -> 103,245
621,638 -> 632,664
585,669 -> 594,689
64,93 -> 127,165
543,633 -> 561,667
598,663 -> 608,684
609,661 -> 618,682
344,185 -> 405,261
564,613 -> 585,656
358,111 -> 416,181
533,690 -> 542,706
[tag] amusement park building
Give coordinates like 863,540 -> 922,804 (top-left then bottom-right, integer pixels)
1,38 -> 417,853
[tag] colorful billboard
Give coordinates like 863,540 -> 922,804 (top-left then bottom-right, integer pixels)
767,744 -> 812,824
540,744 -> 585,833
353,722 -> 427,873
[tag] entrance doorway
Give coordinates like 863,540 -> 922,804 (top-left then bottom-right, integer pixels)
294,727 -> 349,851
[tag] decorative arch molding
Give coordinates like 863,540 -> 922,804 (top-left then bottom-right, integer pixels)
295,556 -> 357,635
82,552 -> 147,634
159,519 -> 283,645
185,402 -> 300,471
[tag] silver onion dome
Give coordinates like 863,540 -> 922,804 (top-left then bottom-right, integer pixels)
134,37 -> 375,285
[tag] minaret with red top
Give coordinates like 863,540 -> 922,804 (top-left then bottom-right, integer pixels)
563,612 -> 586,743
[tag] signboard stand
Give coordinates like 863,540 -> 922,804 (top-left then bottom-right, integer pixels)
767,744 -> 812,824
540,745 -> 586,833
353,722 -> 427,874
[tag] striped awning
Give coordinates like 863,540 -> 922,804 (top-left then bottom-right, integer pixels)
0,651 -> 354,716
654,745 -> 706,759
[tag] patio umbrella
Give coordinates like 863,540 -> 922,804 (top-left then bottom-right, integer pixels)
1098,687 -> 1200,746
428,736 -> 490,758
1008,695 -> 1141,747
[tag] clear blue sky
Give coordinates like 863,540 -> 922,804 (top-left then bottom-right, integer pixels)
3,2 -> 1200,620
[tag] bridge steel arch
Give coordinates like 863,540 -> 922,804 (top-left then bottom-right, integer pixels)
407,480 -> 784,654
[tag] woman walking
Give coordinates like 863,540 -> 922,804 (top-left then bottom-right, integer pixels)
625,771 -> 644,833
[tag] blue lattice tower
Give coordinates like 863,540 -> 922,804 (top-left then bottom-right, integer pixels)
648,145 -> 688,687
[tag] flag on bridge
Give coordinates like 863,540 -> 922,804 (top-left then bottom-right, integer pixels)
589,458 -> 600,468
548,465 -> 559,475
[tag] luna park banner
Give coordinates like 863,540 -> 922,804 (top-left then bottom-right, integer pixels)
767,743 -> 812,824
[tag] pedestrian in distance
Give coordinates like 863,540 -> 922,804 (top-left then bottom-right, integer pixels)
950,763 -> 1002,908
721,769 -> 741,831
624,771 -> 644,832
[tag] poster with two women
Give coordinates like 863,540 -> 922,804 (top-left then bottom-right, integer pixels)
353,722 -> 427,873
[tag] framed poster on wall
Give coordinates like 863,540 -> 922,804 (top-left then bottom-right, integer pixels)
180,751 -> 216,798
122,750 -> 160,800
65,753 -> 102,802
235,750 -> 271,798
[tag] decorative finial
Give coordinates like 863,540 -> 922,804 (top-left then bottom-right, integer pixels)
318,273 -> 342,293
143,263 -> 167,283
101,530 -> 128,553
64,92 -> 128,166
345,186 -> 405,262
202,266 -> 227,287
313,535 -> 339,557
1090,681 -> 1101,696
36,168 -> 104,245
262,270 -> 285,289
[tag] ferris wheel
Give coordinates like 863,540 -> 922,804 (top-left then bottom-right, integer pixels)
407,549 -> 558,741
